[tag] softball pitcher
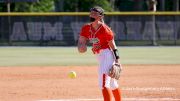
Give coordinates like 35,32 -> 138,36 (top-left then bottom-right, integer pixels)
78,6 -> 122,101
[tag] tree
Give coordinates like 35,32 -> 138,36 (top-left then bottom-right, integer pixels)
55,0 -> 112,12
157,0 -> 165,11
172,0 -> 179,11
13,0 -> 54,12
0,3 -> 7,12
133,0 -> 147,11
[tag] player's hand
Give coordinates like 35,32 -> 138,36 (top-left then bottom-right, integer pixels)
115,59 -> 122,70
78,36 -> 87,53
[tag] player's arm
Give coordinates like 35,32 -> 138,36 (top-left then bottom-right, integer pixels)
77,36 -> 87,53
108,40 -> 120,63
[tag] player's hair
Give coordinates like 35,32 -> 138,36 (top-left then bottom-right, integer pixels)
90,6 -> 105,23
90,6 -> 104,15
100,18 -> 104,23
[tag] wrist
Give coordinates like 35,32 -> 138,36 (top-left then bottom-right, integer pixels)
115,59 -> 119,63
113,49 -> 120,60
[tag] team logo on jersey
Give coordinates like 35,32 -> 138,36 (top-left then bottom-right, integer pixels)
89,38 -> 100,44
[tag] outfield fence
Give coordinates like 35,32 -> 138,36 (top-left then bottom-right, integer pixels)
0,12 -> 180,46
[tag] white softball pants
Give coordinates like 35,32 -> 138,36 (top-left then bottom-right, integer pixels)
96,48 -> 119,90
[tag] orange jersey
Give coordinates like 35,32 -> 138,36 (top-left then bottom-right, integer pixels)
80,23 -> 114,54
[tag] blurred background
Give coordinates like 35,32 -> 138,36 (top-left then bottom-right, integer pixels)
0,0 -> 179,12
0,0 -> 180,46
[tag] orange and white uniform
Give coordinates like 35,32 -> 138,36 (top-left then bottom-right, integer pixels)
80,23 -> 119,90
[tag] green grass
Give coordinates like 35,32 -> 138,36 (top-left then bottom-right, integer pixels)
0,46 -> 179,67
120,47 -> 180,64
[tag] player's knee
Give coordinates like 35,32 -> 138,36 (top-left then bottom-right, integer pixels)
99,74 -> 111,89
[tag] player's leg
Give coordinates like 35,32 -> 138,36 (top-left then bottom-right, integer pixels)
112,88 -> 121,101
102,88 -> 112,101
111,79 -> 122,101
101,74 -> 112,101
97,49 -> 114,101
98,68 -> 112,101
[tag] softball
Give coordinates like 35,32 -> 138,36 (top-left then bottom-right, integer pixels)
68,71 -> 76,79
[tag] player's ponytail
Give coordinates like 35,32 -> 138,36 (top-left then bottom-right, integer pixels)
100,18 -> 104,23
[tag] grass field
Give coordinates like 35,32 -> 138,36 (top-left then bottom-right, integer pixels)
0,46 -> 179,66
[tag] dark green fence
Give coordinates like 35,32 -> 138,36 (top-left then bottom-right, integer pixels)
0,12 -> 180,46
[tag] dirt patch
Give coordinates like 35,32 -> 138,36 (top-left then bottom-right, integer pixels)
0,65 -> 179,101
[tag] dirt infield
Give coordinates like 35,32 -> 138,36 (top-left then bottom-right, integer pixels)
0,65 -> 180,101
